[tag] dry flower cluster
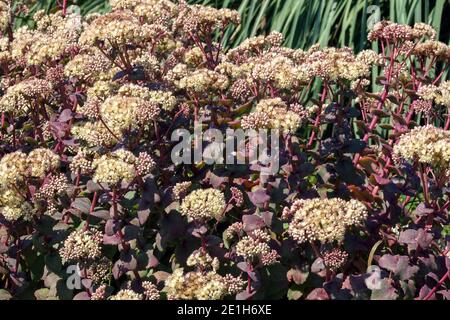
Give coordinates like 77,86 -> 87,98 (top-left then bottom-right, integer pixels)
0,0 -> 448,300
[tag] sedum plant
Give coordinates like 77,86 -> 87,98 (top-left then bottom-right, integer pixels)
0,0 -> 448,300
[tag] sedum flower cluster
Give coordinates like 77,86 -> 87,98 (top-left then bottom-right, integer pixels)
235,229 -> 279,266
59,228 -> 103,263
322,249 -> 349,272
92,149 -> 155,186
110,289 -> 143,300
165,268 -> 245,300
186,249 -> 220,271
241,98 -> 309,132
180,188 -> 226,222
417,81 -> 450,107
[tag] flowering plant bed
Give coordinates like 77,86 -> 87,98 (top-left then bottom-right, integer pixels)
0,0 -> 449,300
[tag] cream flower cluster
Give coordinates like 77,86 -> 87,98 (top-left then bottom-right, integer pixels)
285,198 -> 368,243
177,69 -> 229,94
91,149 -> 156,186
0,151 -> 28,186
70,151 -> 94,175
413,40 -> 450,60
71,121 -> 117,147
0,186 -> 32,221
180,188 -> 226,221
8,10 -> 81,66
64,50 -> 112,81
172,181 -> 192,200
0,149 -> 60,186
368,21 -> 437,42
220,32 -> 311,92
92,150 -> 135,186
301,46 -> 380,81
35,173 -> 69,200
111,0 -> 177,26
0,1 -> 9,33
110,289 -> 143,300
174,3 -> 240,36
223,222 -> 244,241
79,257 -> 112,284
393,125 -> 450,170
186,249 -> 220,271
73,83 -> 174,146
27,148 -> 61,179
235,230 -> 279,265
79,10 -> 151,47
59,228 -> 103,262
0,78 -> 53,114
142,281 -> 160,300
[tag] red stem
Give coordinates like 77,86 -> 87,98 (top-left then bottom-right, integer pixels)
112,188 -> 118,220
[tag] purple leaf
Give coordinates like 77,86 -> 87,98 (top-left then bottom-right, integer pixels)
398,229 -> 418,246
103,234 -> 122,245
416,229 -> 433,249
73,292 -> 91,300
122,225 -> 140,241
287,268 -> 309,285
86,180 -> 101,192
188,225 -> 208,238
81,278 -> 93,289
260,211 -> 273,226
370,279 -> 399,300
418,285 -> 433,300
311,258 -> 326,274
62,139 -> 78,147
112,252 -> 137,279
236,290 -> 256,300
237,262 -> 249,272
89,210 -> 110,220
105,219 -> 121,236
373,174 -> 391,186
414,203 -> 435,216
378,254 -> 419,280
152,271 -> 170,284
438,290 -> 450,300
208,172 -> 228,188
137,209 -> 150,225
145,251 -> 159,268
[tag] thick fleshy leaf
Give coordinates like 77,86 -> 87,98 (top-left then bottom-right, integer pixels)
378,254 -> 419,280
242,214 -> 265,232
247,188 -> 270,208
306,288 -> 329,300
73,292 -> 91,300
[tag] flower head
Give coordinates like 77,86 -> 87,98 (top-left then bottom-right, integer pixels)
180,188 -> 226,221
286,198 -> 368,243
